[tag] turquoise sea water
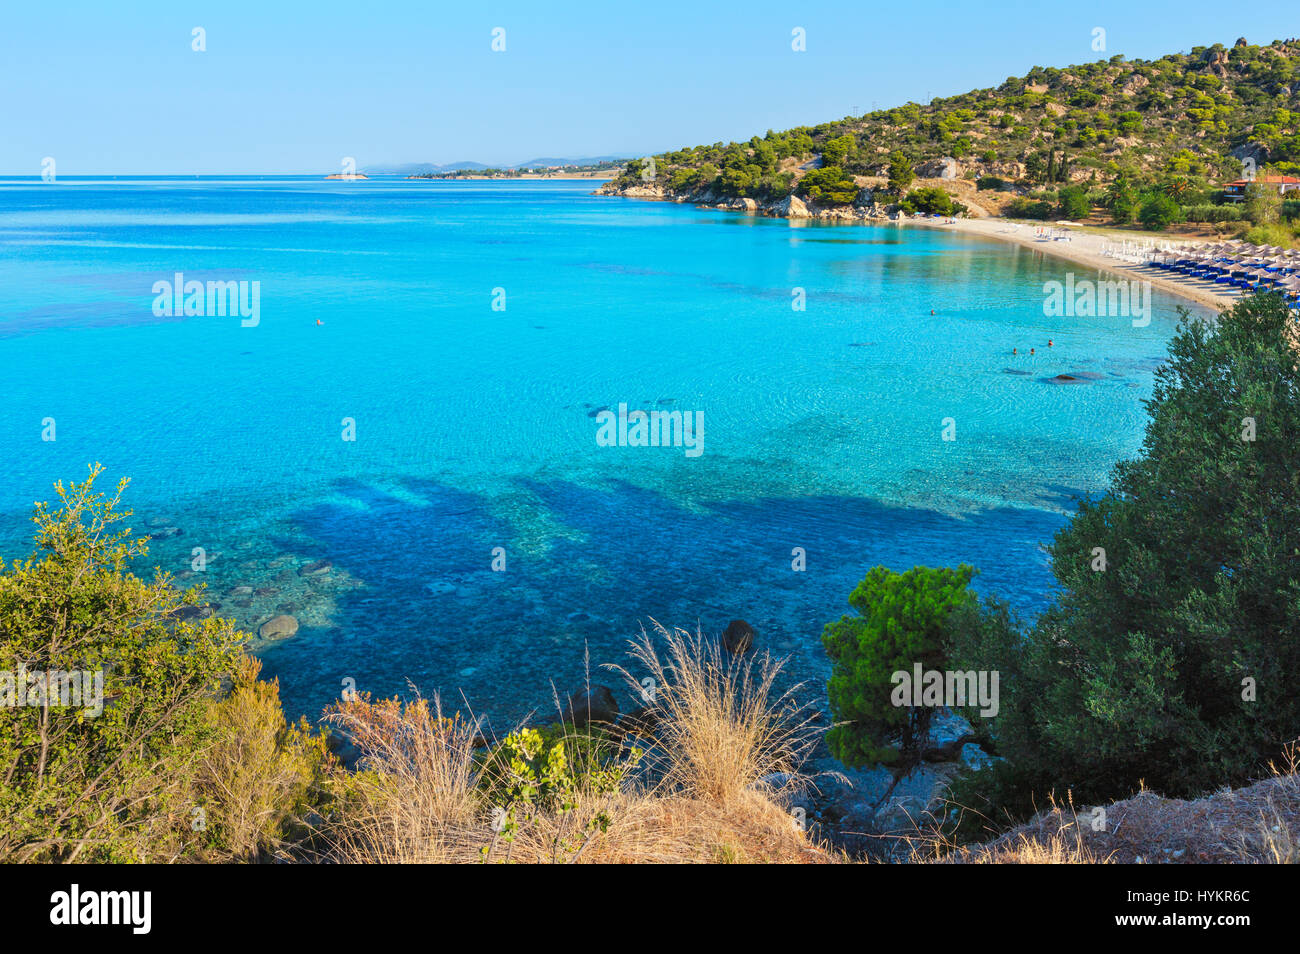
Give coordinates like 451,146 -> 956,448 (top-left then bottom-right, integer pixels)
0,177 -> 1211,727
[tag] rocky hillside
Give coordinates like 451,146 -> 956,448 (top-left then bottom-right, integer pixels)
600,37 -> 1300,218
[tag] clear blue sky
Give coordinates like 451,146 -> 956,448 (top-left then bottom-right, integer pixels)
3,0 -> 1297,174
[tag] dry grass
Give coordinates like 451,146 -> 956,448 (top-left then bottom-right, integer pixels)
319,691 -> 482,863
472,788 -> 827,864
608,620 -> 818,805
315,627 -> 830,863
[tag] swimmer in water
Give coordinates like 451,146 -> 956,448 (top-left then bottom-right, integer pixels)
1013,347 -> 1018,355
1030,348 -> 1036,355
1048,339 -> 1053,347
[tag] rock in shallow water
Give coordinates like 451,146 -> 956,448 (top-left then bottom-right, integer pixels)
565,685 -> 619,727
722,619 -> 755,654
298,559 -> 332,577
619,704 -> 659,738
170,604 -> 213,622
258,614 -> 300,640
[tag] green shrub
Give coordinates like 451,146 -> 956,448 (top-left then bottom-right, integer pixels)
797,166 -> 859,205
1006,197 -> 1057,220
900,186 -> 966,216
195,656 -> 330,860
1182,203 -> 1245,223
1056,185 -> 1091,219
821,565 -> 978,769
887,151 -> 915,191
1244,222 -> 1298,248
1244,182 -> 1283,225
1138,193 -> 1183,230
956,294 -> 1300,819
0,467 -> 250,862
477,723 -> 638,858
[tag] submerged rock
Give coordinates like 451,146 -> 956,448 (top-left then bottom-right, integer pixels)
170,604 -> 213,622
258,614 -> 299,640
722,619 -> 755,654
299,559 -> 332,577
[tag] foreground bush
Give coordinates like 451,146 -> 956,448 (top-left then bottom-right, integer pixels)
0,466 -> 326,862
193,656 -> 330,860
952,293 -> 1300,831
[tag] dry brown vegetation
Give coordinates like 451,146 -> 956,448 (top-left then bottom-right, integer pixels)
312,623 -> 833,864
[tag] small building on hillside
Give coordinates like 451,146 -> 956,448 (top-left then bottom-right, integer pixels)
1223,174 -> 1300,202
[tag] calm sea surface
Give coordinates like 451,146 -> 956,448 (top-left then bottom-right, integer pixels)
0,177 -> 1212,725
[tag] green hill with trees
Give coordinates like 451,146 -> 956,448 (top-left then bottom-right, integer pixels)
602,37 -> 1300,238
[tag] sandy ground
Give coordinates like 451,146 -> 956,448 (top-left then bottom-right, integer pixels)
905,217 -> 1238,312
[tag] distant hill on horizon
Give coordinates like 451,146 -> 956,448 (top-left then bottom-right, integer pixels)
364,156 -> 628,175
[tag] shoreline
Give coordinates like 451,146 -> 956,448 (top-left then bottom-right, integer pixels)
593,187 -> 1238,314
901,217 -> 1237,313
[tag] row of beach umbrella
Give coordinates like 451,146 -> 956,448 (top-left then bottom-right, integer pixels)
1104,238 -> 1300,308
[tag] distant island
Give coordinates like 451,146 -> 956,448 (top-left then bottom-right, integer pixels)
324,172 -> 368,180
408,159 -> 624,181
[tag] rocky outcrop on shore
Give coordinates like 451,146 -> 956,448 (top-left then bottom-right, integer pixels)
594,179 -> 896,222
790,709 -> 999,860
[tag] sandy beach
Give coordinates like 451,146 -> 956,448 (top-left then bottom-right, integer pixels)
905,217 -> 1238,312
